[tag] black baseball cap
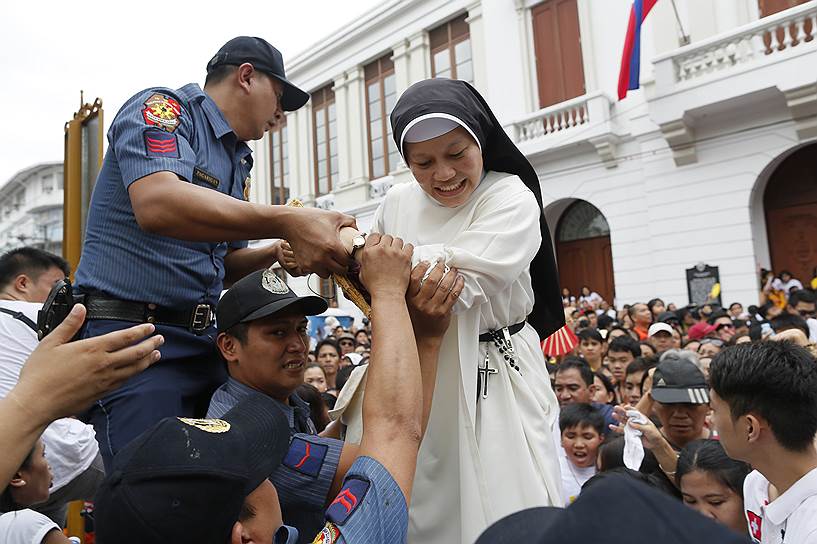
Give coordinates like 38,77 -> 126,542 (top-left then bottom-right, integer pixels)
207,36 -> 309,111
216,268 -> 328,332
658,311 -> 680,324
475,475 -> 749,543
94,394 -> 290,544
650,357 -> 709,404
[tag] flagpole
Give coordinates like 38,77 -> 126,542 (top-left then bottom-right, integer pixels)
670,0 -> 691,45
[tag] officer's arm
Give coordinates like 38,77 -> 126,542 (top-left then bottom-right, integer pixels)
223,244 -> 279,287
128,172 -> 354,277
354,234 -> 419,502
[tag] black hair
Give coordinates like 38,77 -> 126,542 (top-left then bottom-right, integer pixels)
0,443 -> 38,512
710,342 -> 817,451
582,468 -> 681,499
597,314 -> 614,330
789,289 -> 816,306
0,247 -> 70,291
639,341 -> 656,355
647,298 -> 664,312
556,358 -> 593,387
577,328 -> 604,344
676,439 -> 751,497
598,435 -> 660,474
315,339 -> 341,358
224,322 -> 249,344
770,313 -> 810,337
335,365 -> 356,393
624,356 -> 657,378
707,309 -> 730,325
204,64 -> 238,87
607,336 -> 640,359
728,302 -> 742,311
320,391 -> 337,410
559,403 -> 605,435
593,372 -> 616,405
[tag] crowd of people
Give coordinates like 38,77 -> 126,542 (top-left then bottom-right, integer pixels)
0,33 -> 816,544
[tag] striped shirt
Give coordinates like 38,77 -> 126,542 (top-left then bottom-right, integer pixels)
207,378 -> 343,542
75,83 -> 250,310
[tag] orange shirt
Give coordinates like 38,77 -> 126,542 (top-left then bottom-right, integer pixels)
633,325 -> 649,341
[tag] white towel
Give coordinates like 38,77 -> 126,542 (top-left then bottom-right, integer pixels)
623,410 -> 649,470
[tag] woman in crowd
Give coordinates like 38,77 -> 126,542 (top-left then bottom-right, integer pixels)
591,371 -> 616,405
676,439 -> 751,535
354,329 -> 370,347
648,298 -> 666,320
0,440 -> 71,543
303,363 -> 328,393
315,339 -> 341,395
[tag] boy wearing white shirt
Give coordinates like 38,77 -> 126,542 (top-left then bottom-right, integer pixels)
709,341 -> 817,543
558,403 -> 604,506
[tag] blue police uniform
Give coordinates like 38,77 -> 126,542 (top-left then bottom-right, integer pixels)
208,378 -> 344,544
313,456 -> 409,543
75,83 -> 252,470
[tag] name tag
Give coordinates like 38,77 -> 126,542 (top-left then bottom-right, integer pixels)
193,167 -> 220,188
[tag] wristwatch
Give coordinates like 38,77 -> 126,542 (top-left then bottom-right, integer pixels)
350,233 -> 367,260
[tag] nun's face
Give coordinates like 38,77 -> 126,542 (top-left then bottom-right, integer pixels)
404,127 -> 483,207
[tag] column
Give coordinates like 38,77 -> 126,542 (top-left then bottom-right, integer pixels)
332,72 -> 353,187
466,2 -> 487,94
391,39 -> 411,95
406,31 -> 431,83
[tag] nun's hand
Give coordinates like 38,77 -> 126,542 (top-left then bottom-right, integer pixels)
407,262 -> 464,340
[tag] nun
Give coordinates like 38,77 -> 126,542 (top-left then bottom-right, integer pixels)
373,79 -> 566,543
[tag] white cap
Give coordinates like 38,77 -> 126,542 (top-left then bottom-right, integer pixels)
648,322 -> 674,337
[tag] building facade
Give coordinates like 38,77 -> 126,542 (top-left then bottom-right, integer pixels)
0,162 -> 64,256
245,0 -> 817,315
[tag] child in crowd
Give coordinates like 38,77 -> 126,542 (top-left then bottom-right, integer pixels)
709,341 -> 817,543
559,403 -> 605,505
0,439 -> 71,543
577,328 -> 606,371
676,439 -> 751,535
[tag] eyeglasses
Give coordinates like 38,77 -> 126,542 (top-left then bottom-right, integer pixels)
339,340 -> 355,346
715,323 -> 736,331
699,338 -> 724,348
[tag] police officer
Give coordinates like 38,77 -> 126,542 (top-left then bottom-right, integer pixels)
74,36 -> 355,469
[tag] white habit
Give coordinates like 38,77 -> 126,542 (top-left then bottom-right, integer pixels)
373,171 -> 562,543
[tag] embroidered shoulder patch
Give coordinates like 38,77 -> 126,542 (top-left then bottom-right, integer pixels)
282,437 -> 328,478
142,93 -> 182,133
312,522 -> 340,544
326,477 -> 370,526
144,129 -> 179,158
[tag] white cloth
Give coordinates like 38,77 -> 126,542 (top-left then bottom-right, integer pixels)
0,509 -> 60,544
0,300 -> 99,493
623,409 -> 648,470
743,468 -> 817,543
772,278 -> 804,294
328,365 -> 368,445
373,171 -> 562,544
557,449 -> 596,506
807,318 -> 817,343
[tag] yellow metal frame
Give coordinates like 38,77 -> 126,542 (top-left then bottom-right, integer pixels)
63,93 -> 103,277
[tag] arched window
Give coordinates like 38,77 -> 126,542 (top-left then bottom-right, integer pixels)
557,200 -> 610,242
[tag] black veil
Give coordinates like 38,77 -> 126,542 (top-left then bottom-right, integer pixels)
391,79 -> 565,339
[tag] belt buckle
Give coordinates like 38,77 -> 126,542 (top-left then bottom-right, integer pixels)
190,304 -> 212,333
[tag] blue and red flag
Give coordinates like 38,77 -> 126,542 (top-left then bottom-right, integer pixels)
617,0 -> 659,100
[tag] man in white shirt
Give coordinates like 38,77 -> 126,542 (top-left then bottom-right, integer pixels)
0,248 -> 104,525
709,341 -> 817,543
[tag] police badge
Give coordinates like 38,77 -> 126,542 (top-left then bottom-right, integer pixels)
262,267 -> 289,295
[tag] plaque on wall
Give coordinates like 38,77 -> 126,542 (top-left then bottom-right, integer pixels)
686,263 -> 722,306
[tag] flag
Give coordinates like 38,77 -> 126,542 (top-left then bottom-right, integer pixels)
541,325 -> 579,357
617,0 -> 659,100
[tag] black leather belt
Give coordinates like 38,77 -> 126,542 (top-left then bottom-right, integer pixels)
84,295 -> 214,334
478,321 -> 526,342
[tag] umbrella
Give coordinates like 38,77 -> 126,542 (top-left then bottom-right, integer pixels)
541,325 -> 578,357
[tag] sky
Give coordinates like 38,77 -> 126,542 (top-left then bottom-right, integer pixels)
0,0 -> 382,184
